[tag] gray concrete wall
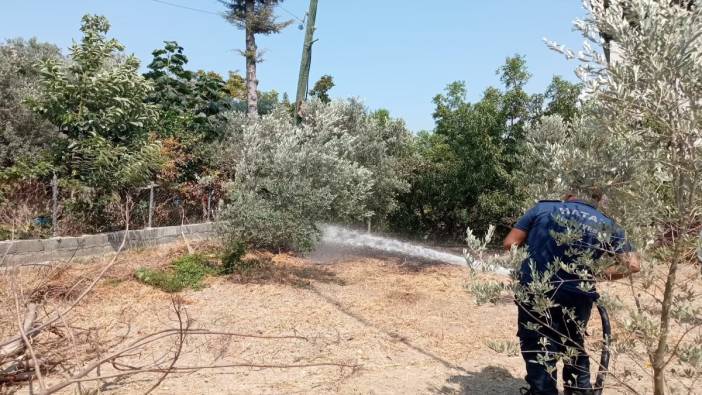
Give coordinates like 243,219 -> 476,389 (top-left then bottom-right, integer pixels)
0,223 -> 217,265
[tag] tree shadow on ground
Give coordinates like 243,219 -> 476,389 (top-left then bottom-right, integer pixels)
309,285 -> 467,372
429,366 -> 525,394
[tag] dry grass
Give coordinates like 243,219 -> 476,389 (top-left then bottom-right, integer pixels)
1,243 -> 699,394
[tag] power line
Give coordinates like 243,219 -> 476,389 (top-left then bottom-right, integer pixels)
279,5 -> 306,24
151,0 -> 306,28
149,0 -> 221,16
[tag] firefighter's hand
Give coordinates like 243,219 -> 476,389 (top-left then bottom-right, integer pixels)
602,252 -> 641,281
503,228 -> 527,251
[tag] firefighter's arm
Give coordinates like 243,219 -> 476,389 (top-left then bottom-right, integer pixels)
503,228 -> 528,251
601,252 -> 641,281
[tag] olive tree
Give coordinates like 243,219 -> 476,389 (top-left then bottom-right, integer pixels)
510,1 -> 702,393
217,98 -> 411,252
0,38 -> 61,170
218,103 -> 374,252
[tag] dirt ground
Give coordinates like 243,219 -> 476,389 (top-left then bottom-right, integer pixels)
3,243 -> 696,394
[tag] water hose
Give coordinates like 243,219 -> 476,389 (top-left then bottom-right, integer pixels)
593,304 -> 611,395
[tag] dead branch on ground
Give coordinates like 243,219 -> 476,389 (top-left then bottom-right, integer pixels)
1,224 -> 358,394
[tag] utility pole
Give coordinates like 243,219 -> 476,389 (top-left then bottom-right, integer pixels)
295,0 -> 319,122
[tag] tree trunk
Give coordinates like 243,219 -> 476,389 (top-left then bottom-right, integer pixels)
652,252 -> 679,395
245,0 -> 258,118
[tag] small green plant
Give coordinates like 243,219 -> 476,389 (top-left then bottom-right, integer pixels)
486,339 -> 520,357
135,253 -> 216,292
678,338 -> 702,378
221,238 -> 247,274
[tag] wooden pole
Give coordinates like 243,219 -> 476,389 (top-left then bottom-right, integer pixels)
207,189 -> 213,221
295,0 -> 319,122
51,172 -> 58,237
148,184 -> 155,228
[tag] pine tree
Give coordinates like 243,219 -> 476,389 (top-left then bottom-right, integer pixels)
220,0 -> 291,118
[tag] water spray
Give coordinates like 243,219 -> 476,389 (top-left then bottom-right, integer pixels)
320,224 -> 509,275
319,224 -> 611,393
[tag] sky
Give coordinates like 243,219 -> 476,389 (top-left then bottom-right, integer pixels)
0,0 -> 587,132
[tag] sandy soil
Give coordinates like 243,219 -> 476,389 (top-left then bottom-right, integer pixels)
3,243 -> 697,394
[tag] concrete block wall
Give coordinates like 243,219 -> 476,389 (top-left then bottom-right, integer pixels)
0,223 -> 217,265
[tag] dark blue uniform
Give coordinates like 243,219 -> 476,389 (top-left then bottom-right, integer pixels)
514,200 -> 631,395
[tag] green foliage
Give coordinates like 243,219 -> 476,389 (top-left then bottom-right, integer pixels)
230,86 -> 282,116
542,76 -> 581,123
0,38 -> 61,170
28,14 -> 162,195
311,100 -> 412,226
390,55 -> 583,240
225,71 -> 246,99
30,15 -> 157,142
390,58 -> 528,239
217,100 -> 410,252
467,280 -> 506,305
486,339 -> 520,357
514,1 -> 702,391
220,189 -> 323,252
310,74 -> 335,103
135,253 -> 216,292
219,104 -> 372,252
144,41 -> 230,192
145,42 -> 231,143
220,0 -> 292,34
221,238 -> 247,274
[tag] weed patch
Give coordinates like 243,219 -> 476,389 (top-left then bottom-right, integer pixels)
135,254 -> 217,293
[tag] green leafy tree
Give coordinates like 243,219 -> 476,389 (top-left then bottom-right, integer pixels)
144,42 -> 232,223
0,38 -> 62,239
309,74 -> 335,103
220,0 -> 292,118
30,15 -> 157,143
318,100 -> 411,230
225,70 -> 247,99
389,130 -> 461,236
391,56 -> 583,239
391,57 -> 539,239
28,15 -> 163,229
145,42 -> 230,143
497,55 -> 534,168
542,76 -> 582,123
230,86 -> 282,116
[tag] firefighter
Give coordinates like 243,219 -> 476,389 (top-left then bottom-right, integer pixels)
503,191 -> 640,395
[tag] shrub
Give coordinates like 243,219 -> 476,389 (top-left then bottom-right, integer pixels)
219,190 -> 323,253
221,238 -> 247,274
218,104 -> 378,252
